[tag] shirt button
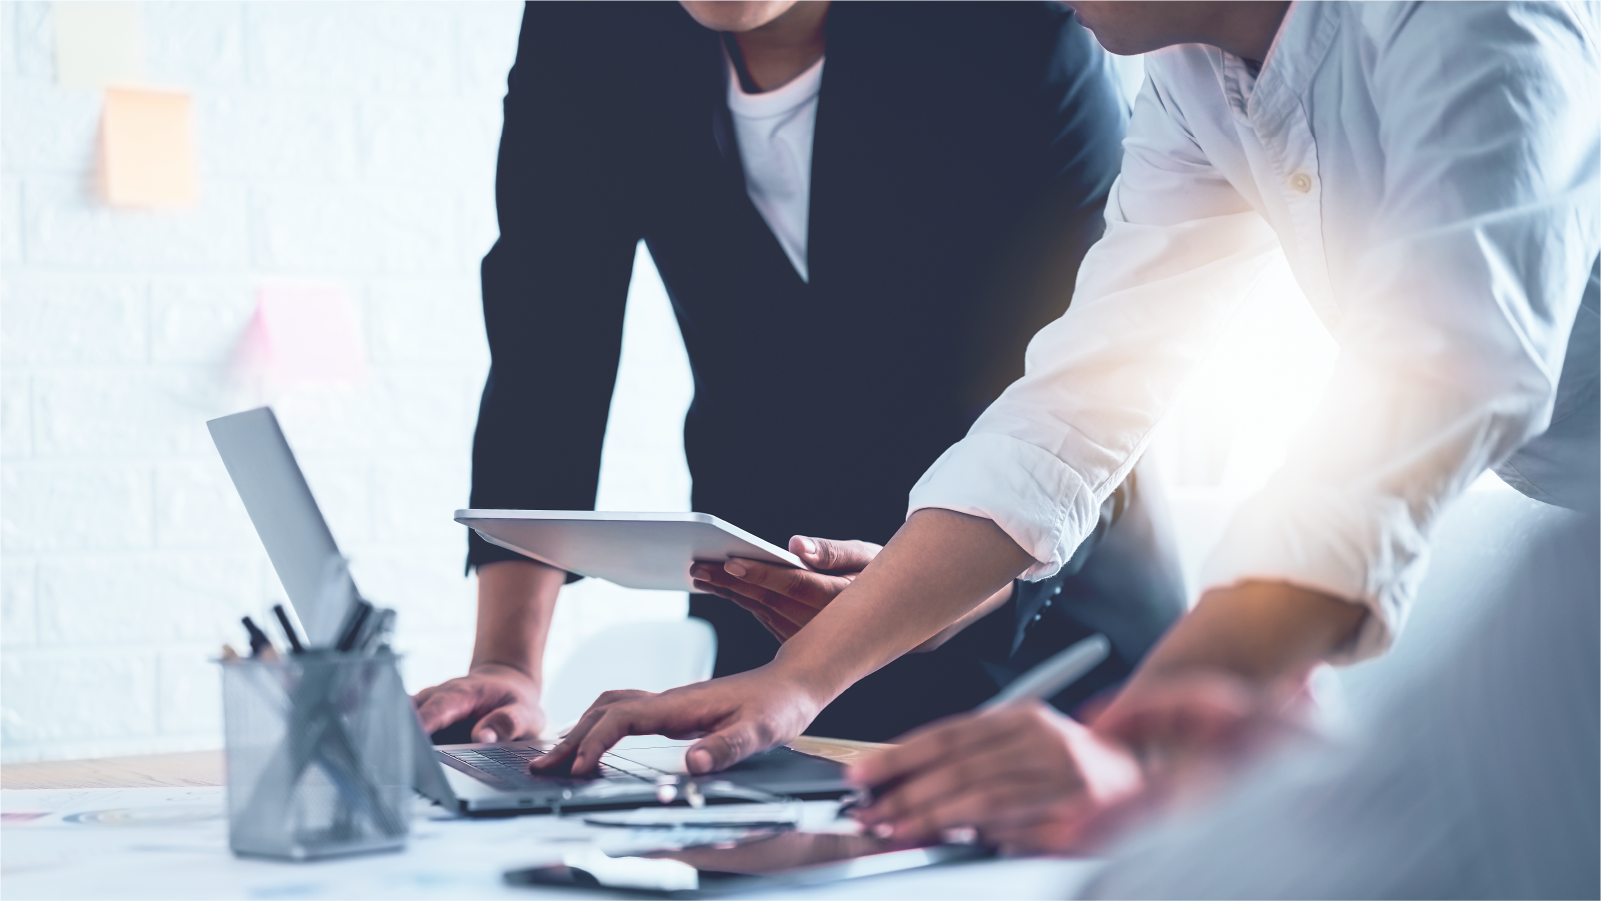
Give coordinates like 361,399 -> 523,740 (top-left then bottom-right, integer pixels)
1033,614 -> 1042,622
1052,586 -> 1062,596
1290,172 -> 1313,193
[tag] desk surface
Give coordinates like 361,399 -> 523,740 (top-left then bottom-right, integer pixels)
0,736 -> 885,791
1,739 -> 1100,900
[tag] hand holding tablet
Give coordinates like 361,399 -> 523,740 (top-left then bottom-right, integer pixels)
690,537 -> 881,642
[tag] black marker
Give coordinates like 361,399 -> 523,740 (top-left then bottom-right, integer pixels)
335,600 -> 373,652
272,604 -> 305,654
241,616 -> 274,657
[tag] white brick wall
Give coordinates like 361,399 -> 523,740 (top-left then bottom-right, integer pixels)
1,1 -> 696,762
0,5 -> 1373,764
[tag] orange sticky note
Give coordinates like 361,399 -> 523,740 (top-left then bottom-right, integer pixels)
237,285 -> 368,385
100,86 -> 198,208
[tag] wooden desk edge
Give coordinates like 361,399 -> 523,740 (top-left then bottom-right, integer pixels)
2,736 -> 889,791
1,750 -> 227,791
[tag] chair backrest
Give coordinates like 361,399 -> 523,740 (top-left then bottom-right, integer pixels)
541,618 -> 717,735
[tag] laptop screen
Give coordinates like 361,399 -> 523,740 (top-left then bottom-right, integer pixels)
207,407 -> 359,646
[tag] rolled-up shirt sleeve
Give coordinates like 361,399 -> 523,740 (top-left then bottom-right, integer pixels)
1204,2 -> 1599,658
910,74 -> 1282,579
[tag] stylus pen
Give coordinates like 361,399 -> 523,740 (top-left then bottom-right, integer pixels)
843,633 -> 1111,815
273,604 -> 306,654
978,632 -> 1110,710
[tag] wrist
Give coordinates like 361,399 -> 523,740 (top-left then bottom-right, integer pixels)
766,646 -> 849,713
469,659 -> 542,690
1136,581 -> 1365,686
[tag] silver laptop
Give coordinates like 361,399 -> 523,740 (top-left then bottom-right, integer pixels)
207,407 -> 849,814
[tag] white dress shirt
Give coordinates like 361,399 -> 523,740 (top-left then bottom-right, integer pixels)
909,1 -> 1600,659
727,54 -> 824,283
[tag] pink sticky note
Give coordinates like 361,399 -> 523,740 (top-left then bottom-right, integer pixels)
239,285 -> 368,384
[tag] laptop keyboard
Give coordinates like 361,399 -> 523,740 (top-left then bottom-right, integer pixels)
442,746 -> 653,791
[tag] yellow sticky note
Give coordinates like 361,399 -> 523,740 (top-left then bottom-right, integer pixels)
53,2 -> 147,90
101,87 -> 199,208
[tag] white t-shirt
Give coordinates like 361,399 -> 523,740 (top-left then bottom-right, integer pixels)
726,53 -> 824,283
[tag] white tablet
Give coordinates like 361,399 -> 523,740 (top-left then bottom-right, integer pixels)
454,510 -> 810,591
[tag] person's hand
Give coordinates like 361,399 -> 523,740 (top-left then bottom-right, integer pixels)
413,663 -> 546,744
689,536 -> 880,642
1085,668 -> 1314,810
1083,580 -> 1357,769
846,701 -> 1144,856
1090,669 -> 1289,755
690,535 -> 1012,650
530,665 -> 826,776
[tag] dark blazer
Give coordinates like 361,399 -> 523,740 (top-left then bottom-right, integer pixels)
468,1 -> 1185,741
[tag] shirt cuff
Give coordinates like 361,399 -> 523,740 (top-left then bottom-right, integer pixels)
1199,486 -> 1429,662
907,432 -> 1102,582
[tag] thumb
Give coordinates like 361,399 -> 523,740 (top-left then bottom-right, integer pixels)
686,721 -> 769,774
415,690 -> 473,735
791,536 -> 880,573
473,705 -> 530,745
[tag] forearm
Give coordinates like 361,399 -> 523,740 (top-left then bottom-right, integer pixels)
1125,580 -> 1367,691
773,508 -> 1035,700
913,582 -> 1015,653
470,559 -> 566,686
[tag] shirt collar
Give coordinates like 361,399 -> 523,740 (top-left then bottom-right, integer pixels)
1251,3 -> 1339,120
725,51 -> 826,120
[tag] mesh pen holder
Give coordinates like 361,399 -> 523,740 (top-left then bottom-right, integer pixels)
221,650 -> 413,860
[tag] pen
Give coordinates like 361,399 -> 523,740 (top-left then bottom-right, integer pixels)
273,604 -> 306,654
335,600 -> 373,652
978,632 -> 1110,710
843,633 -> 1111,815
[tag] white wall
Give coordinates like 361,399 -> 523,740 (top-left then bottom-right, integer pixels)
0,1 -> 695,763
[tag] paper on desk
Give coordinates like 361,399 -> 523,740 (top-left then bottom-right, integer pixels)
2,787 -> 225,827
2,788 -> 226,894
53,2 -> 147,89
234,285 -> 369,386
100,86 -> 199,208
2,786 -> 584,900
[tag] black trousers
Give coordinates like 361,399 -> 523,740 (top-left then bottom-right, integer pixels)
689,461 -> 1187,742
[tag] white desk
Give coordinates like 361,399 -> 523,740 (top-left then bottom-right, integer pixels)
2,748 -> 1102,900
